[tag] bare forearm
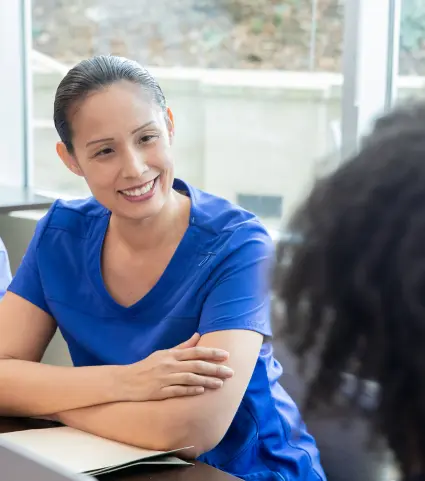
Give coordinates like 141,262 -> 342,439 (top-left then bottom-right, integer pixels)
53,331 -> 260,461
0,359 -> 119,417
56,400 -> 198,456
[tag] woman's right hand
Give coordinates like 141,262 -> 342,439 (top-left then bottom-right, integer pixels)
116,333 -> 234,402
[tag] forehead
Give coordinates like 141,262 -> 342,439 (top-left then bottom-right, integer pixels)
70,81 -> 162,141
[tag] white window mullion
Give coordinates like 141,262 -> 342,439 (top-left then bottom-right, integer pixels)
340,0 -> 401,160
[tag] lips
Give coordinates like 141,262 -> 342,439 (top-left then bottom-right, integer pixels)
119,176 -> 158,197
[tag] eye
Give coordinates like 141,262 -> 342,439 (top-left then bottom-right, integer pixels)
139,134 -> 158,145
94,147 -> 114,157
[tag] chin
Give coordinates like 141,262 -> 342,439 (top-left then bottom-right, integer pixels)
117,198 -> 167,221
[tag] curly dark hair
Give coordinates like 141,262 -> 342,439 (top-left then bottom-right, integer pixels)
273,101 -> 425,476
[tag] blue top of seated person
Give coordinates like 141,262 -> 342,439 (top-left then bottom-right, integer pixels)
0,237 -> 11,299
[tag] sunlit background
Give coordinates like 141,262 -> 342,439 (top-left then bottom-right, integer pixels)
2,0 -> 424,234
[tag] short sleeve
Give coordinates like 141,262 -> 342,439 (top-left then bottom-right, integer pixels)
198,223 -> 274,337
0,238 -> 12,300
7,204 -> 56,315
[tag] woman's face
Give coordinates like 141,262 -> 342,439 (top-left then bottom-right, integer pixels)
58,80 -> 175,221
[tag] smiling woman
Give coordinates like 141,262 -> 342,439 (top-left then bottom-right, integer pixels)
0,56 -> 325,481
54,58 -> 177,225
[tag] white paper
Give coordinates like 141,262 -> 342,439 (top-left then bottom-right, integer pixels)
0,427 -> 191,473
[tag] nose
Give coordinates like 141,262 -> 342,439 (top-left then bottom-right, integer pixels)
121,148 -> 149,178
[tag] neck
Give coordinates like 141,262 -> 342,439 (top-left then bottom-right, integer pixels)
109,190 -> 188,252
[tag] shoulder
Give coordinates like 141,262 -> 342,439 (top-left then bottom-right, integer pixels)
185,180 -> 259,234
181,180 -> 273,262
32,197 -> 108,247
186,180 -> 272,242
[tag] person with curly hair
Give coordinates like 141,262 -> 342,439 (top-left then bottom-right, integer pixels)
273,101 -> 425,481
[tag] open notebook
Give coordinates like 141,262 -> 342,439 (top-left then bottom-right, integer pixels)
0,427 -> 192,476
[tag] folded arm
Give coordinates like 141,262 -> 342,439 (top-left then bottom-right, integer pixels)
0,292 -> 122,417
0,216 -> 121,417
0,292 -> 233,418
56,224 -> 272,456
56,329 -> 263,457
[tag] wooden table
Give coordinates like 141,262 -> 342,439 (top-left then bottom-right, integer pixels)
0,417 -> 238,481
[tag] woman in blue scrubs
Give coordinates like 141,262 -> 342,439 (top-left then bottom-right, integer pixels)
0,56 -> 325,481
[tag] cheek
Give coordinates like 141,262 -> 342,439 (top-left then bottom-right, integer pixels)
148,142 -> 174,171
84,162 -> 120,188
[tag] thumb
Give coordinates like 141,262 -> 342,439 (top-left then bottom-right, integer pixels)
174,333 -> 200,349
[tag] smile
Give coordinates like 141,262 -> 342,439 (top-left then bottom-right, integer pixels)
119,177 -> 158,197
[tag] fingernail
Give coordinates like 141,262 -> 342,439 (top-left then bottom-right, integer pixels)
212,379 -> 224,387
220,366 -> 234,376
195,386 -> 204,393
216,350 -> 229,357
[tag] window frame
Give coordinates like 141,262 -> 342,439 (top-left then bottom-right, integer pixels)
340,0 -> 401,160
0,0 -> 32,187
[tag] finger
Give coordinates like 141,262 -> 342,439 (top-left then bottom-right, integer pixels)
174,333 -> 200,350
172,373 -> 225,389
172,346 -> 229,362
179,360 -> 234,379
160,385 -> 205,398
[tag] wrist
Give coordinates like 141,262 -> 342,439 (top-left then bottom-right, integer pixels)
107,362 -> 150,402
98,364 -> 126,404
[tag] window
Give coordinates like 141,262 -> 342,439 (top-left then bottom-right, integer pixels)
396,0 -> 425,101
29,0 -> 346,228
237,194 -> 283,220
0,2 -> 400,229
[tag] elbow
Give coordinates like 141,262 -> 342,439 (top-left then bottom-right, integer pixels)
179,438 -> 221,460
132,413 -> 195,454
143,410 -> 227,459
171,416 -> 226,460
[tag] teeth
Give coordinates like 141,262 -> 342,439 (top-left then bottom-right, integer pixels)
122,180 -> 154,197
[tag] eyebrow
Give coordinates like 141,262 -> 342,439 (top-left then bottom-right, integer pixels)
85,121 -> 157,147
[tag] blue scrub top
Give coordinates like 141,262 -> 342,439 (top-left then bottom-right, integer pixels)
8,179 -> 325,481
0,237 -> 12,300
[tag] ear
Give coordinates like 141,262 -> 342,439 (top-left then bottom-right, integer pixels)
56,142 -> 84,177
166,107 -> 175,145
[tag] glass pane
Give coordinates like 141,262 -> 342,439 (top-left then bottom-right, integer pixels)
237,194 -> 283,219
31,0 -> 344,228
396,0 -> 425,101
